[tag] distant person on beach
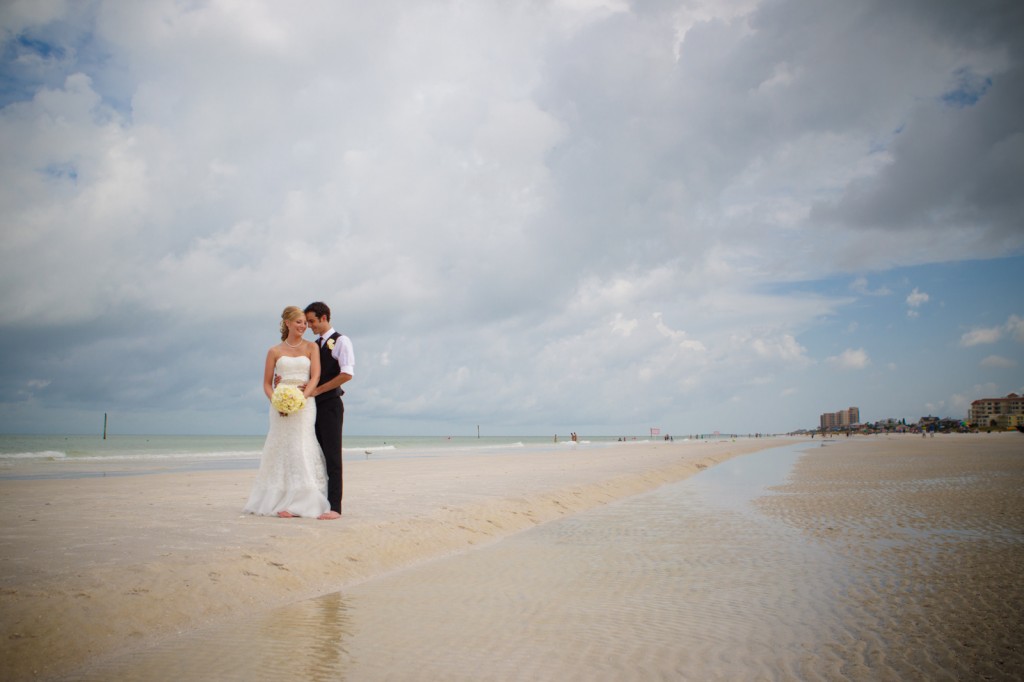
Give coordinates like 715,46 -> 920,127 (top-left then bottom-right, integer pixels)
244,306 -> 330,519
304,301 -> 354,519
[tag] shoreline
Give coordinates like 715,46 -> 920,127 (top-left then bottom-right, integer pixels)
0,436 -> 793,680
0,435 -> 740,480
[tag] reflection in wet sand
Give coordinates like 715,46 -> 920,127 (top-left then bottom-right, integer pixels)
66,591 -> 354,681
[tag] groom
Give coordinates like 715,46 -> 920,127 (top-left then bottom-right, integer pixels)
304,301 -> 354,520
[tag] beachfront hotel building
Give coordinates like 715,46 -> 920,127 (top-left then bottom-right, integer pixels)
969,393 -> 1024,429
820,406 -> 860,430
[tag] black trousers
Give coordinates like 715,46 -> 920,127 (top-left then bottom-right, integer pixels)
315,396 -> 344,512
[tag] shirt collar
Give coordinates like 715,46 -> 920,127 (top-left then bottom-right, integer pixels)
320,327 -> 337,342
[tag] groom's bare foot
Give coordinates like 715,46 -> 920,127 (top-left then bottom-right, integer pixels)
318,511 -> 341,520
277,510 -> 297,518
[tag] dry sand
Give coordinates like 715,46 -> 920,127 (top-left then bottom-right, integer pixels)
0,437 -> 778,680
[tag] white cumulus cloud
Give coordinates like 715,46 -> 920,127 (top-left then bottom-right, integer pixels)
827,348 -> 871,370
960,326 -> 1003,347
905,287 -> 929,317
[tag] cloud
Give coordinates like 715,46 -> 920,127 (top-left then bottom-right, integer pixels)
958,314 -> 1024,348
906,287 -> 929,307
960,326 -> 1003,347
905,287 -> 929,317
610,313 -> 639,337
809,53 -> 1024,257
1008,314 -> 1024,343
850,276 -> 891,296
826,348 -> 870,370
750,334 -> 810,364
980,355 -> 1016,368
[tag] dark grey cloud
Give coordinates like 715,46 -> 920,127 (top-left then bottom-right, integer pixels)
812,66 -> 1024,244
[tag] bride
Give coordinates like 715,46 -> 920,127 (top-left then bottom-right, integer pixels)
244,306 -> 331,519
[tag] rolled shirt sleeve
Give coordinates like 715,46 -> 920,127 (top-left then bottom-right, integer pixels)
333,335 -> 354,376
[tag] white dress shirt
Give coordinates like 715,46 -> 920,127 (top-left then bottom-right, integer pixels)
320,327 -> 355,376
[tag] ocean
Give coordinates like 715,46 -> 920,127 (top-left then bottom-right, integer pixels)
0,433 -> 714,478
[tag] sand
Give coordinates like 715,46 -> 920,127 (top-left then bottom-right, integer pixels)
2,434 -> 1022,680
0,437 -> 777,680
756,434 -> 1024,680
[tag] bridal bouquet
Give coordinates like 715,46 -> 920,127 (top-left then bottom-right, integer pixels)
271,385 -> 306,415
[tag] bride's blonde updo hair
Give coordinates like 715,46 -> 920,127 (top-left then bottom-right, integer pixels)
280,306 -> 304,341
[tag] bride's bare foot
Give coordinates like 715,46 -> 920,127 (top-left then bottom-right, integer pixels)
277,510 -> 297,518
318,510 -> 341,520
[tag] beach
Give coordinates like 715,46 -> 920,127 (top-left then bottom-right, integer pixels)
1,436 -> 772,680
1,434 -> 1022,680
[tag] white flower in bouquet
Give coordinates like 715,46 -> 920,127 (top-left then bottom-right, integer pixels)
271,385 -> 306,414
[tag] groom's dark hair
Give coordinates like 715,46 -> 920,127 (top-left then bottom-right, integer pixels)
305,301 -> 331,321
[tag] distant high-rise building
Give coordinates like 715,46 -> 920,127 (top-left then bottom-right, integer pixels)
820,406 -> 860,430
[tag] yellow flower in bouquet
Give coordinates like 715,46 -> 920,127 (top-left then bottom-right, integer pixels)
271,385 -> 306,414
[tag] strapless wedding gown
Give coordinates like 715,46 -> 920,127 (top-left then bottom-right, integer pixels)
244,355 -> 330,518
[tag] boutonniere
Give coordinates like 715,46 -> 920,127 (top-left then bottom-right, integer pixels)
327,338 -> 336,351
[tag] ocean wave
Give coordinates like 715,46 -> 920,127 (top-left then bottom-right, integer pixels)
0,450 -> 67,460
432,441 -> 527,454
67,450 -> 261,462
344,444 -> 396,453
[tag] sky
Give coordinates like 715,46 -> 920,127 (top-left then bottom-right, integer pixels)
0,0 -> 1022,437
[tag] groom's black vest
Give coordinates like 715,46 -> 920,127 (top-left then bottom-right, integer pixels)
316,331 -> 344,403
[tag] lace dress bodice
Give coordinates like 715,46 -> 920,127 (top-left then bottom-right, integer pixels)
276,355 -> 310,388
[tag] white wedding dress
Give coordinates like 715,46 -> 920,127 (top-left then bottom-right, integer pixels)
244,355 -> 330,518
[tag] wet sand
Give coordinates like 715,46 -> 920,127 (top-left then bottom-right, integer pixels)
756,434 -> 1024,680
0,437 -> 780,681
